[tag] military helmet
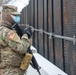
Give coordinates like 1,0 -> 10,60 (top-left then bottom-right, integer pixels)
2,4 -> 21,15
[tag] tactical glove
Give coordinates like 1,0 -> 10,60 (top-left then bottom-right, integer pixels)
24,26 -> 33,39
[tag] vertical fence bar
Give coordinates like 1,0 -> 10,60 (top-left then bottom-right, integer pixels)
33,0 -> 38,49
37,0 -> 44,55
25,6 -> 28,24
32,0 -> 35,47
37,0 -> 39,52
31,0 -> 35,46
43,0 -> 48,59
30,0 -> 35,46
27,1 -> 31,25
53,0 -> 64,70
20,9 -> 24,24
47,0 -> 54,63
61,0 -> 65,71
30,0 -> 34,26
52,0 -> 55,64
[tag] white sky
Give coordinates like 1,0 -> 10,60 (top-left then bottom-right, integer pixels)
8,0 -> 30,12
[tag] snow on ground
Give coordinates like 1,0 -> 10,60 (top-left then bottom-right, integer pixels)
26,52 -> 68,75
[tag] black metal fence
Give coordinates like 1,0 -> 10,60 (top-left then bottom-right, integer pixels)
20,0 -> 76,75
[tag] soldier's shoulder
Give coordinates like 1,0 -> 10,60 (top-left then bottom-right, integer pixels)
0,26 -> 21,43
0,26 -> 13,40
7,29 -> 21,43
0,26 -> 11,32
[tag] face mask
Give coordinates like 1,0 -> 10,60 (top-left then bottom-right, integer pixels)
13,16 -> 20,23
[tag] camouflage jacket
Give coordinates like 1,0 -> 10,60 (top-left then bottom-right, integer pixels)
0,26 -> 30,68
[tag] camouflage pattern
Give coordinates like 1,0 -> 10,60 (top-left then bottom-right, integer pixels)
2,4 -> 21,15
0,26 -> 30,75
2,4 -> 17,12
0,66 -> 25,75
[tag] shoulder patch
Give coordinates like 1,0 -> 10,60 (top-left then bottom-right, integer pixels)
8,31 -> 21,43
9,32 -> 16,39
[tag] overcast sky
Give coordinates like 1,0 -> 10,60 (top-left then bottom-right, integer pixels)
7,0 -> 30,12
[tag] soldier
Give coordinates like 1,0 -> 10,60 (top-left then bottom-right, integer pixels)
0,4 -> 32,75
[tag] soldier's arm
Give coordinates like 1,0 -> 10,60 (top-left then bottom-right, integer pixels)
8,33 -> 30,54
0,30 -> 30,54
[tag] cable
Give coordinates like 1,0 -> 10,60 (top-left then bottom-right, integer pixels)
20,24 -> 76,45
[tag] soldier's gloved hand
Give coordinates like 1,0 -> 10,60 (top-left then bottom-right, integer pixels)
24,26 -> 33,39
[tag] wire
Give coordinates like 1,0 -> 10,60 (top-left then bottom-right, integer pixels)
20,24 -> 76,45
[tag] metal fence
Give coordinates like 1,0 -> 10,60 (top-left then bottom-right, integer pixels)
20,0 -> 76,75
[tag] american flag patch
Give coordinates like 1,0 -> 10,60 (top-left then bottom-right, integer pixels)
8,32 -> 16,39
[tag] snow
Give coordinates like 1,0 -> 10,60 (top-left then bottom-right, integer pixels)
26,51 -> 68,75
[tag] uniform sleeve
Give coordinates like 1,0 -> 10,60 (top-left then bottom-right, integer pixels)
0,30 -> 30,54
8,34 -> 30,54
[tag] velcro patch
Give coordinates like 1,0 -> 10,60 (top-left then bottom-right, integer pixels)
8,32 -> 16,39
8,31 -> 21,43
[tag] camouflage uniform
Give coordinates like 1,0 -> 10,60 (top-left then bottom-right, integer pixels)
0,5 -> 31,75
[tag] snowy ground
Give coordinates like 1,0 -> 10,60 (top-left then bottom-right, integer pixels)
26,53 -> 68,75
26,65 -> 47,75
